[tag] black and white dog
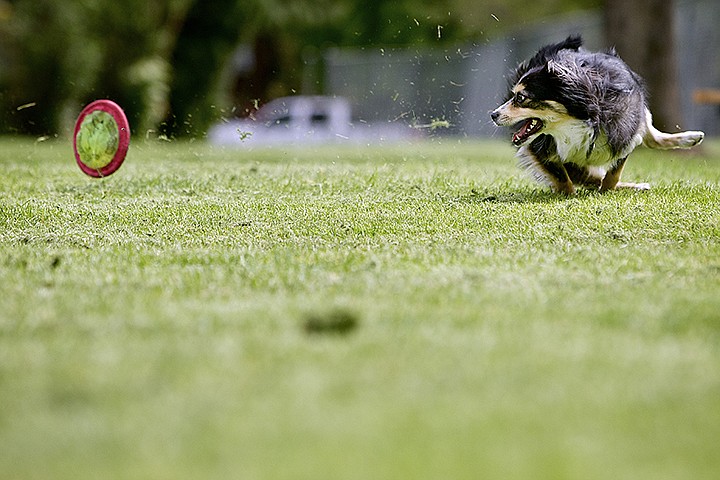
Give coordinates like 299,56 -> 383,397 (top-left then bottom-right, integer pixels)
491,35 -> 704,194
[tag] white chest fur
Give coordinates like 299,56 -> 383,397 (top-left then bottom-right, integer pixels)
547,119 -> 642,166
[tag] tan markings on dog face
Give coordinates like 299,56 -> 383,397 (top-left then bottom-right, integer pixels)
494,99 -> 570,127
543,100 -> 569,115
512,83 -> 525,95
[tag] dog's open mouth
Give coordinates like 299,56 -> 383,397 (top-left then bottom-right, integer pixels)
512,118 -> 543,145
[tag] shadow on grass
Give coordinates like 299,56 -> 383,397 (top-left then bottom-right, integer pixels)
455,187 -> 601,204
303,309 -> 359,337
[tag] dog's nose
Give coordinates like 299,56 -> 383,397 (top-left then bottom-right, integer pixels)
490,110 -> 500,123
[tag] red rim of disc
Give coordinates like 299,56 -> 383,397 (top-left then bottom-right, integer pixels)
73,99 -> 130,178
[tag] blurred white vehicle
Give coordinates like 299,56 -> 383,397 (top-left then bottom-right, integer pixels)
207,96 -> 421,146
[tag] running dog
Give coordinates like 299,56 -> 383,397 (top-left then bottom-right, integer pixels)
490,35 -> 704,194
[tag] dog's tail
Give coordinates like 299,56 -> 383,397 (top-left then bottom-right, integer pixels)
642,109 -> 704,149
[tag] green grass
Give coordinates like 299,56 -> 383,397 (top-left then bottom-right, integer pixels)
1,136 -> 719,479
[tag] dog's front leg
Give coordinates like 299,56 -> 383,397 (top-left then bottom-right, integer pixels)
542,161 -> 576,195
520,141 -> 576,194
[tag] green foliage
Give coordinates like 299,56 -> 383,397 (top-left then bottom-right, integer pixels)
162,0 -> 244,138
0,138 -> 719,478
446,0 -> 602,38
0,0 -> 87,134
0,0 -> 609,138
0,0 -> 192,135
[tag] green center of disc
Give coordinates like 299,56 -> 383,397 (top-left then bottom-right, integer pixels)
76,110 -> 119,169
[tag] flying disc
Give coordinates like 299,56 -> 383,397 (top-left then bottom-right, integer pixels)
73,99 -> 130,177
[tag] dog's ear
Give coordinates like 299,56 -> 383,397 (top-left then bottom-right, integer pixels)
505,36 -> 584,102
558,35 -> 583,51
544,59 -> 599,122
530,36 -> 583,67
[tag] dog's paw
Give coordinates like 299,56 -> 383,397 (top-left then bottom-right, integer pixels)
616,181 -> 651,191
678,131 -> 704,148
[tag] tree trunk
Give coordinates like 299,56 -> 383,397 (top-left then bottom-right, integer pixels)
604,0 -> 681,131
163,0 -> 242,137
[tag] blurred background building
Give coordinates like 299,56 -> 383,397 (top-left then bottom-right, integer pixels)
0,0 -> 717,140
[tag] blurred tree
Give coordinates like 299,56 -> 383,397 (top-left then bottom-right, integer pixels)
604,0 -> 680,130
0,0 -> 193,136
445,0 -> 601,40
0,0 -> 87,134
161,0 -> 244,137
84,0 -> 194,134
223,0 -> 463,121
0,0 -> 604,137
163,0 -> 464,136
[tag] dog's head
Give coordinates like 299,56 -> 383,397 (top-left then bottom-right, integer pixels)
491,36 -> 592,146
491,62 -> 592,146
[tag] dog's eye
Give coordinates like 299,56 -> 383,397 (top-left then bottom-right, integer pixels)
515,93 -> 528,104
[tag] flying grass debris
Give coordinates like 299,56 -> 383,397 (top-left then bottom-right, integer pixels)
17,102 -> 37,111
414,118 -> 452,131
237,129 -> 253,142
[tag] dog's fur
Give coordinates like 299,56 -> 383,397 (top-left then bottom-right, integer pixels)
491,35 -> 704,194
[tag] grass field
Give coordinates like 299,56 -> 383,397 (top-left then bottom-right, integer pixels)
1,136 -> 719,479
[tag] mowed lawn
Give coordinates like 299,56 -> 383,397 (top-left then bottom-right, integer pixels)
1,136 -> 719,479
